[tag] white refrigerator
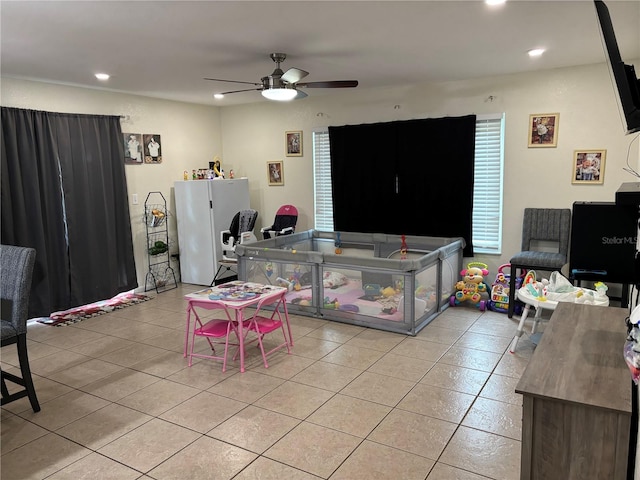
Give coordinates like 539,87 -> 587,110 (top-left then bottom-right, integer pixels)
174,178 -> 250,285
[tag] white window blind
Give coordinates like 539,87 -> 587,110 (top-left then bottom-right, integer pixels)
473,114 -> 504,254
313,115 -> 504,253
313,130 -> 334,231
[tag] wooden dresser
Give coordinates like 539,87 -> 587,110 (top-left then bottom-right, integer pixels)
516,302 -> 632,480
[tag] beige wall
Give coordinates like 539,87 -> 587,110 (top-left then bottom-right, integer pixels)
2,60 -> 639,290
219,61 -> 640,276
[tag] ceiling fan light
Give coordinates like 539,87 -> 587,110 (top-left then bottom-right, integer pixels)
261,87 -> 298,101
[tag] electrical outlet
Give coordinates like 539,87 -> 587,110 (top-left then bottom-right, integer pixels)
132,193 -> 138,205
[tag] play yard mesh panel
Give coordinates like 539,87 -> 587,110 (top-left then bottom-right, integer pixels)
236,230 -> 464,335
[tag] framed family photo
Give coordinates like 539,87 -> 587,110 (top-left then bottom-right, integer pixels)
267,160 -> 284,186
528,113 -> 559,148
572,149 -> 606,185
285,131 -> 302,156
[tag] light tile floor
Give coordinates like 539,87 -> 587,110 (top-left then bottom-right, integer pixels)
1,284 -> 541,480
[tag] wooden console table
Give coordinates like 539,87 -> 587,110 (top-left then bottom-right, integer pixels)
516,302 -> 632,480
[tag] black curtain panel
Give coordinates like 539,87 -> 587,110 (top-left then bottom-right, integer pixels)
1,107 -> 137,317
397,115 -> 476,256
329,122 -> 398,233
1,108 -> 71,317
52,113 -> 137,307
329,115 -> 476,256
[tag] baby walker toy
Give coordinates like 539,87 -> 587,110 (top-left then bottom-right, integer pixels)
450,262 -> 489,311
487,264 -> 524,314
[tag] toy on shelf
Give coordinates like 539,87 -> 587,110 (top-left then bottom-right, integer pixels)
400,235 -> 408,260
450,262 -> 489,311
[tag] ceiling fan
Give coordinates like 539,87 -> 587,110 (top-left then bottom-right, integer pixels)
204,53 -> 358,101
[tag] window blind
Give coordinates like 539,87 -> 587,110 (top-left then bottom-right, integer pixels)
313,130 -> 334,231
473,114 -> 504,253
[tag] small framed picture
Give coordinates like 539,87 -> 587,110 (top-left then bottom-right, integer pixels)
143,134 -> 162,163
123,133 -> 143,164
267,160 -> 284,186
528,113 -> 559,148
285,131 -> 302,156
572,149 -> 606,185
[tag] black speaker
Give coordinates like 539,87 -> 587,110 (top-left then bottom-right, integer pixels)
570,202 -> 637,283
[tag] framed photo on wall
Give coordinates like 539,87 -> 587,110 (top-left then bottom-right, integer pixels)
528,113 -> 559,147
143,134 -> 162,163
267,160 -> 284,186
285,131 -> 302,156
572,149 -> 606,185
123,133 -> 143,164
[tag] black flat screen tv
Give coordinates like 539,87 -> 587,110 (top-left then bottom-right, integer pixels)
594,0 -> 640,135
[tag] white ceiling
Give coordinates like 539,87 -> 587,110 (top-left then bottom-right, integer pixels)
1,0 -> 639,107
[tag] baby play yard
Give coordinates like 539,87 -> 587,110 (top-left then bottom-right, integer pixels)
235,230 -> 465,335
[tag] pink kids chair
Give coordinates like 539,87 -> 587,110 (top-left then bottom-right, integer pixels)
242,291 -> 292,368
187,299 -> 240,372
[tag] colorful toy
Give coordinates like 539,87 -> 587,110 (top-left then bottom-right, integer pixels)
212,156 -> 224,178
487,264 -> 524,314
275,264 -> 306,292
450,261 -> 489,311
400,234 -> 408,260
323,297 -> 340,309
594,281 -> 608,297
335,232 -> 342,254
381,286 -> 396,297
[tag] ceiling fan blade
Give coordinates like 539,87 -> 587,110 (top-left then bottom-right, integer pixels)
294,90 -> 308,100
297,80 -> 359,88
204,78 -> 261,86
281,67 -> 309,84
218,87 -> 263,95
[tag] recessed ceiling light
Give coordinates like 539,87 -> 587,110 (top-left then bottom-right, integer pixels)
485,0 -> 506,5
95,73 -> 110,80
528,48 -> 545,57
214,93 -> 224,99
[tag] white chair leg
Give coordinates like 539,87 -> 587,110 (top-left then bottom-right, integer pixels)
509,304 -> 531,353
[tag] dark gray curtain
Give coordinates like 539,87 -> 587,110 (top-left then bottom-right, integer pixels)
1,107 -> 137,317
329,115 -> 476,256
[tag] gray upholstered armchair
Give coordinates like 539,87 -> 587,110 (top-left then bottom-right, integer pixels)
1,244 -> 40,412
508,209 -> 571,318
